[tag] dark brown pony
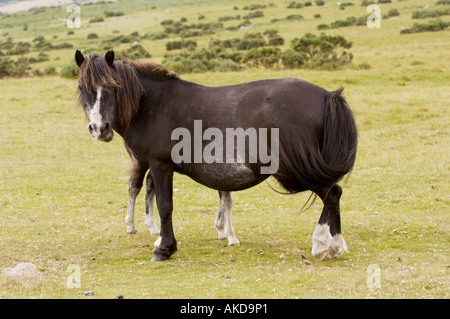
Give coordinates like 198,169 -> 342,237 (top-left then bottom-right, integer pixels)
75,50 -> 357,262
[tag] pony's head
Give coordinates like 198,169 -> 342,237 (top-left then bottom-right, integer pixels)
75,50 -> 118,142
75,50 -> 144,142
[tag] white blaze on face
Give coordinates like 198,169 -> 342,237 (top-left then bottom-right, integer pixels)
89,87 -> 103,137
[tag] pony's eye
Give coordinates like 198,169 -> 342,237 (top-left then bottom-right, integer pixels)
78,83 -> 82,90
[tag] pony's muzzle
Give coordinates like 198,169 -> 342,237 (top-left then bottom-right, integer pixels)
88,122 -> 113,142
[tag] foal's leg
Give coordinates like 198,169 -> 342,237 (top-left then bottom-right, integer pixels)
144,172 -> 160,235
215,191 -> 240,246
311,184 -> 348,261
126,168 -> 145,234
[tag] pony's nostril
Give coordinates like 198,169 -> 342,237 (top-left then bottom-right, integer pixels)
100,123 -> 110,132
88,123 -> 97,133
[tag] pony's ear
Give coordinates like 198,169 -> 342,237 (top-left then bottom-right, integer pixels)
75,50 -> 85,67
105,50 -> 115,66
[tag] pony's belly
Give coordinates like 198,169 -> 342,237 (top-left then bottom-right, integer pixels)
179,163 -> 267,191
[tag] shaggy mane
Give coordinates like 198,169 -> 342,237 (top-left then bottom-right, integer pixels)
77,54 -> 178,129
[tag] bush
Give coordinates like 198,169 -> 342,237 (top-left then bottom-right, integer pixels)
121,44 -> 151,59
0,57 -> 33,78
87,33 -> 99,39
287,2 -> 303,8
60,61 -> 79,79
286,14 -> 304,20
243,11 -> 264,19
29,52 -> 49,63
400,19 -> 449,34
291,33 -> 353,69
104,10 -> 124,17
388,9 -> 400,17
315,0 -> 325,5
412,8 -> 450,19
44,66 -> 57,75
280,49 -> 306,69
166,40 -> 197,51
6,41 -> 31,55
89,17 -> 104,23
243,47 -> 281,68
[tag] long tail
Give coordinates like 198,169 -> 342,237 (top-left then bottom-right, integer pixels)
320,86 -> 358,186
275,87 -> 358,193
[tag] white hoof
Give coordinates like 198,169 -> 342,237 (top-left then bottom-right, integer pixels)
311,224 -> 348,261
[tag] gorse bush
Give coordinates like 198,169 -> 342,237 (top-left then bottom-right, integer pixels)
0,57 -> 33,78
163,32 -> 353,73
400,19 -> 449,34
411,7 -> 450,19
166,40 -> 197,51
121,44 -> 151,59
290,33 -> 353,69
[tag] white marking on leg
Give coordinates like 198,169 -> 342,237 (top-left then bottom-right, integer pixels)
215,195 -> 226,240
328,233 -> 348,259
311,223 -> 348,260
312,223 -> 330,260
125,196 -> 137,234
154,236 -> 162,248
220,192 -> 239,246
144,191 -> 160,235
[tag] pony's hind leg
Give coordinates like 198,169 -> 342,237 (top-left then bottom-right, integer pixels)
144,172 -> 160,235
215,191 -> 239,246
311,184 -> 348,261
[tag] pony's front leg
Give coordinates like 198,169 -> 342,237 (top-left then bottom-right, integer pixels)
144,172 -> 160,235
150,165 -> 177,262
126,174 -> 144,234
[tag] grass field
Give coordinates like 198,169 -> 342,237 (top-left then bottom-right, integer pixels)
0,0 -> 449,299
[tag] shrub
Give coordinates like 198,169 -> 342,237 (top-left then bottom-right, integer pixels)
243,4 -> 267,10
243,11 -> 264,19
121,44 -> 151,59
44,66 -> 57,75
166,40 -> 197,51
412,8 -> 450,19
280,49 -> 306,69
0,57 -> 33,78
89,17 -> 104,23
104,10 -> 124,17
400,19 -> 449,34
29,52 -> 49,63
388,9 -> 400,17
6,41 -> 31,55
60,61 -> 79,79
87,33 -> 99,39
287,2 -> 304,8
291,33 -> 353,69
286,14 -> 304,20
315,0 -> 325,5
243,47 -> 281,68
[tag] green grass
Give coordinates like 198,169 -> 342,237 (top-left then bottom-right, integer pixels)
0,0 -> 449,299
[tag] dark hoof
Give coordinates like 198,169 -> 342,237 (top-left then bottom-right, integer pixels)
152,243 -> 177,262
